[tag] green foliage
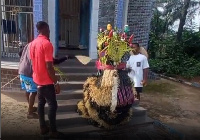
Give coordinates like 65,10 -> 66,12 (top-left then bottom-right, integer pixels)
150,57 -> 200,79
182,31 -> 200,60
149,0 -> 200,79
149,31 -> 200,79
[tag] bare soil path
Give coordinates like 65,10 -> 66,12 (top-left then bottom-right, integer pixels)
1,93 -> 41,140
140,78 -> 200,140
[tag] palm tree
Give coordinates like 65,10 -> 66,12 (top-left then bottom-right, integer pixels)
177,0 -> 191,41
155,0 -> 200,40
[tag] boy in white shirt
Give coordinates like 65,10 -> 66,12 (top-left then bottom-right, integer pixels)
127,43 -> 149,100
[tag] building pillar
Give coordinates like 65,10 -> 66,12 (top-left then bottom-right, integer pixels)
48,0 -> 59,57
115,0 -> 127,30
33,0 -> 58,57
33,0 -> 43,38
123,0 -> 130,26
89,0 -> 99,59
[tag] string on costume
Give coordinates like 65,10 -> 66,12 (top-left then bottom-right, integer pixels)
1,75 -> 19,89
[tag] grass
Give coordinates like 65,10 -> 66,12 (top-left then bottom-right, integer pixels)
143,80 -> 177,95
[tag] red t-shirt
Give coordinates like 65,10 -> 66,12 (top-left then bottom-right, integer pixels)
30,35 -> 54,85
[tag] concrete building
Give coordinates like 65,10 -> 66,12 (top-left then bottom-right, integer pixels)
1,0 -> 154,59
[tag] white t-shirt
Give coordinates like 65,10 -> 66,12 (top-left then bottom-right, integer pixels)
126,54 -> 149,87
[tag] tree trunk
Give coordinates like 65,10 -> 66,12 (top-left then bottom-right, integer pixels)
177,0 -> 191,41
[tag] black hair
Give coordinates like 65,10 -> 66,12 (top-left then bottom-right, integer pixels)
36,21 -> 49,32
132,43 -> 140,47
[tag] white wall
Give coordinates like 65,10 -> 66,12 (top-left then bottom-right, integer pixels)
1,0 -> 6,52
48,0 -> 57,57
89,0 -> 99,59
0,1 -> 2,52
123,0 -> 129,26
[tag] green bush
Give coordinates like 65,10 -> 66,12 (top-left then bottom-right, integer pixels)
149,30 -> 200,79
149,57 -> 200,79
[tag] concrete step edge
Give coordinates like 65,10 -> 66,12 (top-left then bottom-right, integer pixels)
55,116 -> 154,134
48,99 -> 140,107
56,73 -> 94,76
45,105 -> 146,119
57,66 -> 95,69
59,89 -> 83,94
59,81 -> 85,85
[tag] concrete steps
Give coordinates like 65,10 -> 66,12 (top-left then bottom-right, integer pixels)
43,59 -> 175,139
45,59 -> 151,137
46,107 -> 146,128
56,90 -> 83,100
59,81 -> 84,90
57,66 -> 97,73
57,116 -> 154,133
56,59 -> 96,67
56,73 -> 93,81
45,111 -> 88,127
45,97 -> 140,113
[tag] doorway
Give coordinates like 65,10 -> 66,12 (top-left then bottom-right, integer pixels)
59,0 -> 91,52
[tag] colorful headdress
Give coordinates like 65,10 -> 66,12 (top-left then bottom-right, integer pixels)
97,24 -> 134,68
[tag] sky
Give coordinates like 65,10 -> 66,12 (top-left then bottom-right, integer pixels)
157,4 -> 200,32
172,11 -> 200,31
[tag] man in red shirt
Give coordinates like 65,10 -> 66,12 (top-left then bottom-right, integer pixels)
30,21 -> 63,138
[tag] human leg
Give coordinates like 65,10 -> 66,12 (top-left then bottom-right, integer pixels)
26,93 -> 38,118
22,76 -> 38,118
37,86 -> 49,134
25,91 -> 37,113
135,87 -> 143,101
20,76 -> 29,103
28,92 -> 37,112
20,75 -> 38,118
42,85 -> 64,138
43,85 -> 58,132
25,91 -> 30,103
25,91 -> 38,118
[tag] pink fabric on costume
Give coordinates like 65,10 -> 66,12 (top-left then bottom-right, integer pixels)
96,60 -> 126,70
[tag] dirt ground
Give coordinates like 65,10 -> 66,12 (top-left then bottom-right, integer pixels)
1,93 -> 41,140
140,78 -> 200,140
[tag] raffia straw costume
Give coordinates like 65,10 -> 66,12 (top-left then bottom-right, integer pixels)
77,24 -> 137,129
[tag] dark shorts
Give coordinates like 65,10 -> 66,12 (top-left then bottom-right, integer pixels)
135,87 -> 143,94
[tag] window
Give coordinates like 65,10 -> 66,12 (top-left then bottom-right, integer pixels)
1,0 -> 33,57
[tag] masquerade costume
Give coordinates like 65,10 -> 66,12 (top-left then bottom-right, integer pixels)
77,24 -> 139,129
